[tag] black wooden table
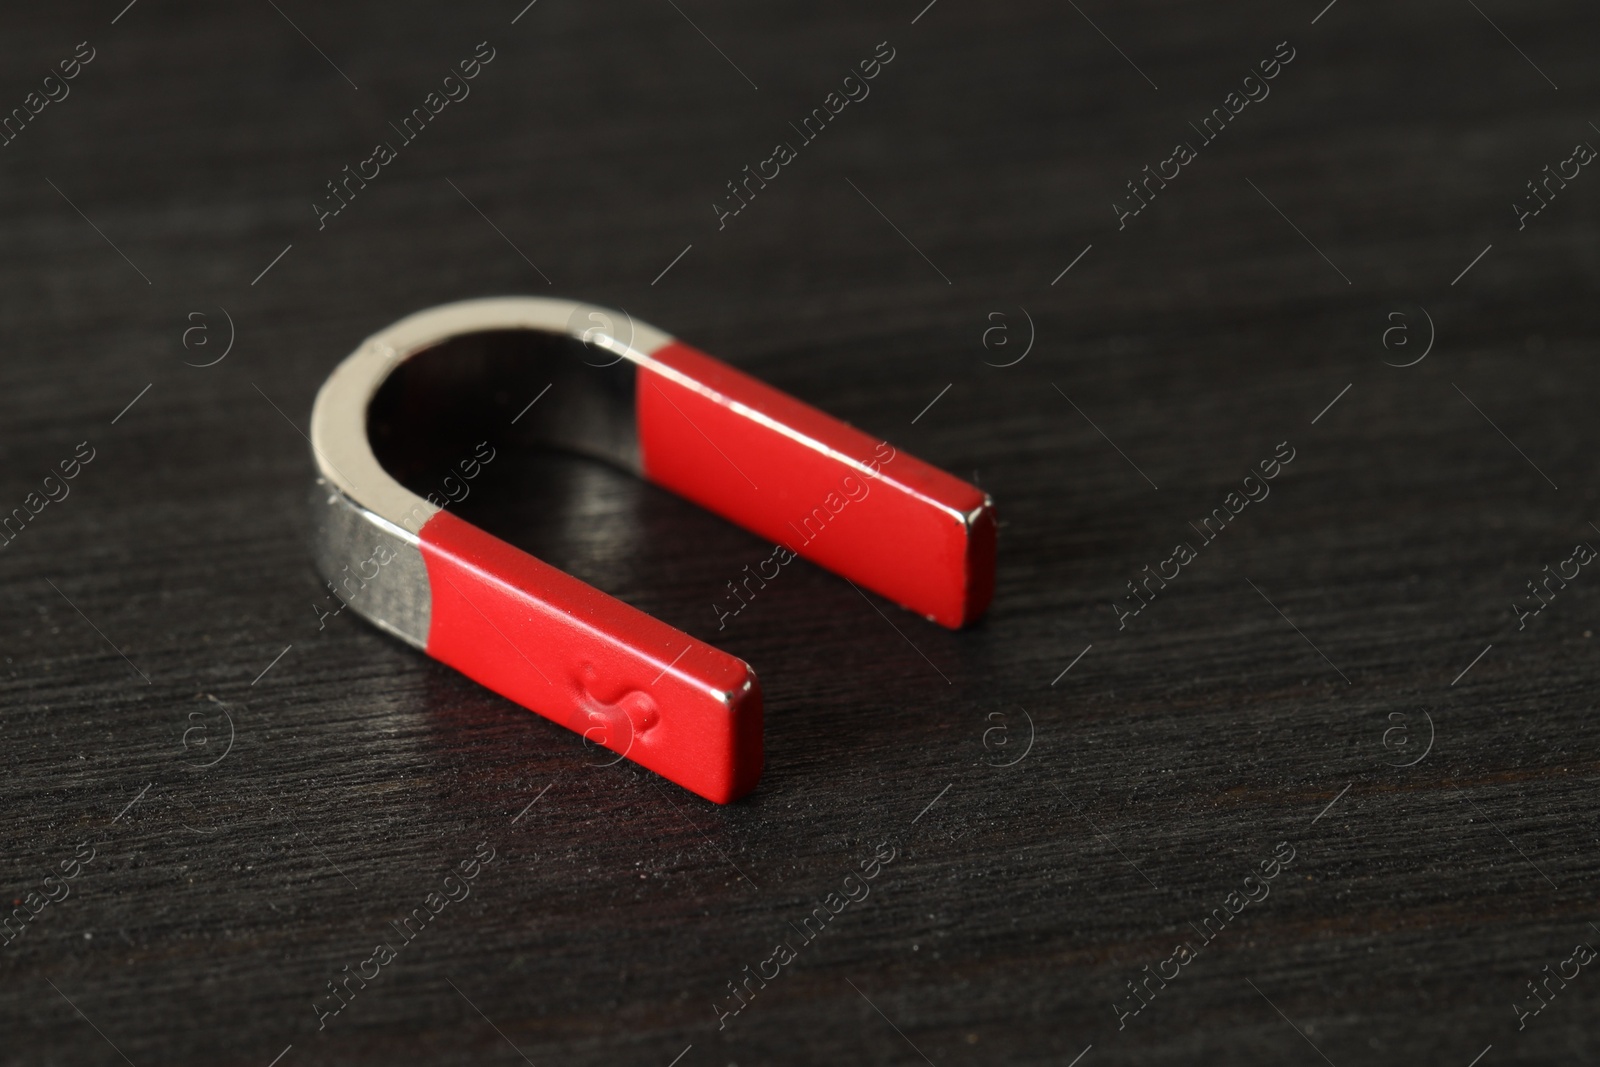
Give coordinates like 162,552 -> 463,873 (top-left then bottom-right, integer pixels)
3,1 -> 1598,1064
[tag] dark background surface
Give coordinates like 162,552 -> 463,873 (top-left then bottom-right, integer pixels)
3,1 -> 1599,1064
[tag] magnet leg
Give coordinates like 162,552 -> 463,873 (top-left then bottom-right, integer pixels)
418,509 -> 764,803
638,342 -> 996,628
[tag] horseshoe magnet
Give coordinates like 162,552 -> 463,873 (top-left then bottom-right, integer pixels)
309,297 -> 996,803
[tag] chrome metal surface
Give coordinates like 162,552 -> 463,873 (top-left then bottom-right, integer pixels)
307,297 -> 675,645
308,478 -> 432,648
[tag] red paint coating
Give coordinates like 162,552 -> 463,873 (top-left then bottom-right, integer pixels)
418,509 -> 763,803
637,342 -> 996,628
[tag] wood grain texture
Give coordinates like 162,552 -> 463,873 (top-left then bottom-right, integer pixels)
2,0 -> 1598,1064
